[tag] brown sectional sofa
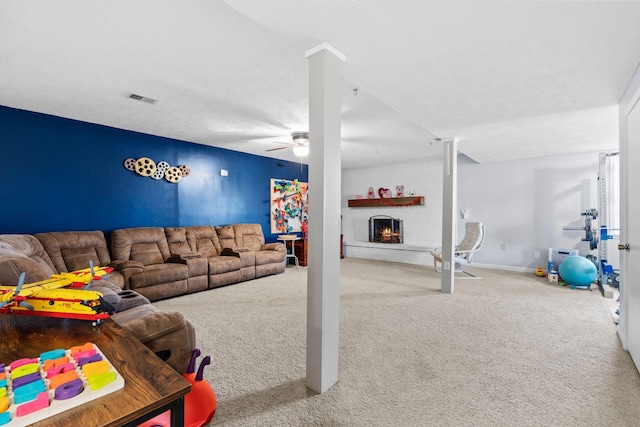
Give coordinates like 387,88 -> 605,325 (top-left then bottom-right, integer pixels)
110,223 -> 287,301
0,223 -> 286,374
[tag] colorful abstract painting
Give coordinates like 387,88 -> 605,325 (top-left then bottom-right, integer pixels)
270,178 -> 309,234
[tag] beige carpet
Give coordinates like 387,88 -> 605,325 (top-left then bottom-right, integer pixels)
154,258 -> 640,426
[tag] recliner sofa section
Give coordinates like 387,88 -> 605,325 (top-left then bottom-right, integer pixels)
110,227 -> 190,301
183,225 -> 243,288
165,227 -> 209,294
109,223 -> 286,299
214,223 -> 287,279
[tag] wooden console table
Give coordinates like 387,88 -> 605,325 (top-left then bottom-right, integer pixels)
294,235 -> 344,266
294,239 -> 308,266
0,316 -> 191,427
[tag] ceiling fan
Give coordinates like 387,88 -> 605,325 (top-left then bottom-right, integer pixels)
266,131 -> 309,156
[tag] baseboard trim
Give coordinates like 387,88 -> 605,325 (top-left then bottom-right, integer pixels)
343,256 -> 540,274
617,324 -> 627,350
344,242 -> 435,252
466,263 -> 535,274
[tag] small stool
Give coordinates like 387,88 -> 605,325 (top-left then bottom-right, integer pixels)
277,235 -> 300,270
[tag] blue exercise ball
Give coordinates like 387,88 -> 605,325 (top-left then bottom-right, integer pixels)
558,256 -> 597,287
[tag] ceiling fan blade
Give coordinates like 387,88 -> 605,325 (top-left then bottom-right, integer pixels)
266,146 -> 293,152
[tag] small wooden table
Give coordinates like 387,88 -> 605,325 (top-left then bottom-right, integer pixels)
277,235 -> 300,269
0,316 -> 191,427
293,235 -> 345,267
294,239 -> 309,266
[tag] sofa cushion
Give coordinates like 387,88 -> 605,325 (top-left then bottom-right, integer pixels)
165,227 -> 192,254
233,223 -> 265,252
185,226 -> 222,257
208,256 -> 242,274
255,250 -> 285,266
241,234 -> 263,252
199,241 -> 217,258
0,257 -> 50,285
129,263 -> 188,289
202,241 -> 218,258
35,231 -> 113,273
130,242 -> 165,266
111,227 -> 171,264
61,247 -> 100,271
0,234 -> 56,276
215,225 -> 237,249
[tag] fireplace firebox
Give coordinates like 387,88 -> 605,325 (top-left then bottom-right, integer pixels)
369,215 -> 403,244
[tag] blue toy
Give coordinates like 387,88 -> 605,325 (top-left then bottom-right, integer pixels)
558,256 -> 597,289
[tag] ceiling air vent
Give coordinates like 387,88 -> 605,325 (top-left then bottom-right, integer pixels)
128,93 -> 159,105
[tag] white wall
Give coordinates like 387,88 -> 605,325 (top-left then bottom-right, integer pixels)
341,151 -> 619,272
341,158 -> 443,265
458,151 -> 619,271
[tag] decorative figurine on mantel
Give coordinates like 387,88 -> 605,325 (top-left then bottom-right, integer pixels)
396,185 -> 404,197
378,187 -> 392,198
367,187 -> 375,199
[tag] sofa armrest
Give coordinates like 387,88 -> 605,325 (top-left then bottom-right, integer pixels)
168,254 -> 208,277
111,305 -> 196,373
90,287 -> 150,312
168,252 -> 202,262
110,260 -> 144,289
120,310 -> 187,343
262,242 -> 286,252
221,247 -> 250,254
110,260 -> 144,270
221,247 -> 255,267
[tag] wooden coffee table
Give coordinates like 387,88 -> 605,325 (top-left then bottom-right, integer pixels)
0,315 -> 191,427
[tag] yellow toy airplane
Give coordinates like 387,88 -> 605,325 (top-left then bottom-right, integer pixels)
50,264 -> 115,289
0,262 -> 116,326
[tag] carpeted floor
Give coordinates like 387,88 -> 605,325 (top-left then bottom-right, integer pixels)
154,257 -> 640,426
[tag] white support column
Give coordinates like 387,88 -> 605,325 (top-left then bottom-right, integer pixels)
305,42 -> 345,393
441,138 -> 458,294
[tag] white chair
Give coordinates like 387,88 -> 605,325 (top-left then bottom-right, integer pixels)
430,222 -> 485,278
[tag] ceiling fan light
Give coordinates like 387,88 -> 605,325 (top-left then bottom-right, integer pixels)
291,131 -> 309,144
292,145 -> 309,156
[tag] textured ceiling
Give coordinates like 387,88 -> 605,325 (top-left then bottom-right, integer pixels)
1,1 -> 639,168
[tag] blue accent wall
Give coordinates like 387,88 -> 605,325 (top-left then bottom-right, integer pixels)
0,105 -> 308,242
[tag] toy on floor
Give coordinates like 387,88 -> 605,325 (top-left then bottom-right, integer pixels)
137,349 -> 216,427
0,342 -> 124,426
558,255 -> 597,290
